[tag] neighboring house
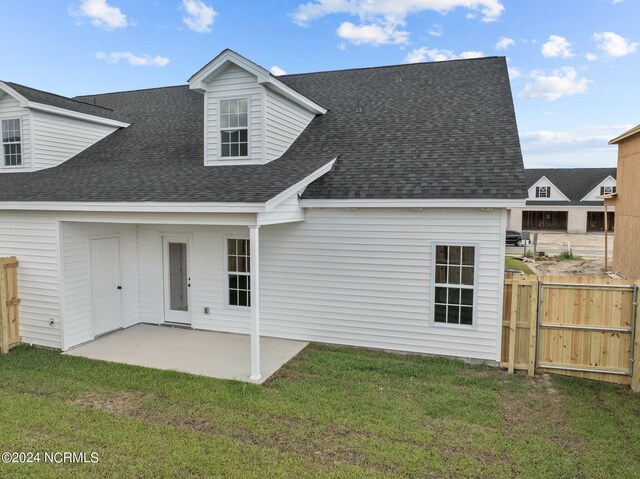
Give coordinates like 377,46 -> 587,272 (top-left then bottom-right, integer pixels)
605,125 -> 640,280
0,50 -> 526,378
507,168 -> 617,234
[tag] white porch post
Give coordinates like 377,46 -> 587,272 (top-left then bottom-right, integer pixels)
249,225 -> 261,381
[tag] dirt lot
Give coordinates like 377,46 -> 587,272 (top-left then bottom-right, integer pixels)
527,257 -> 609,277
506,232 -> 613,258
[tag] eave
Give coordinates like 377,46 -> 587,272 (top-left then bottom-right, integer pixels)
610,124 -> 640,144
188,49 -> 327,115
0,81 -> 130,128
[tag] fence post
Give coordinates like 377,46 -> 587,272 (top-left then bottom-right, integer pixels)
528,280 -> 539,377
508,283 -> 520,374
632,281 -> 640,392
0,261 -> 9,354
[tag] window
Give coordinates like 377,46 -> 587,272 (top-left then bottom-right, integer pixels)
535,186 -> 551,198
220,98 -> 248,157
434,245 -> 475,326
600,185 -> 616,195
227,238 -> 250,307
2,119 -> 22,166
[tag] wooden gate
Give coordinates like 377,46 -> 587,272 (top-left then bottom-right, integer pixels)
0,256 -> 21,353
502,274 -> 640,391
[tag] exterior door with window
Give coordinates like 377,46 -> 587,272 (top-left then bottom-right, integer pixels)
163,236 -> 191,324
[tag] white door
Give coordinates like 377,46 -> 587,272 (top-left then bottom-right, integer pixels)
90,237 -> 123,337
163,236 -> 191,324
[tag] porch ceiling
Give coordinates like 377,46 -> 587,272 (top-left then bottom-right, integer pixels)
63,324 -> 308,384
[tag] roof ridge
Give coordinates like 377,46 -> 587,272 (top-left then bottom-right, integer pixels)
6,81 -> 116,113
75,84 -> 188,98
280,56 -> 503,78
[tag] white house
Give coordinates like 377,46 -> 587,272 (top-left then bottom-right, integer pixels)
0,50 -> 526,379
508,168 -> 617,234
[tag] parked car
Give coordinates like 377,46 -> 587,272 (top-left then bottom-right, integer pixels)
506,230 -> 526,246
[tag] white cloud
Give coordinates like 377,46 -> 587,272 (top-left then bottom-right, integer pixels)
270,66 -> 287,76
71,0 -> 128,30
182,0 -> 217,33
496,36 -> 515,50
519,67 -> 590,101
293,0 -> 505,25
95,51 -> 170,67
337,21 -> 409,45
292,1 -> 504,45
508,67 -> 522,79
428,23 -> 443,37
586,53 -> 598,61
458,50 -> 484,59
405,48 -> 483,63
541,35 -> 574,58
520,124 -> 632,167
593,31 -> 638,57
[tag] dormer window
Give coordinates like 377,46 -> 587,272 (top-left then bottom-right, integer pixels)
220,98 -> 248,158
2,118 -> 22,166
600,185 -> 616,195
535,186 -> 550,198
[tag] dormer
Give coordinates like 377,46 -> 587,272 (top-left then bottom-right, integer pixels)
188,50 -> 326,166
581,175 -> 617,202
527,176 -> 570,202
0,81 -> 129,173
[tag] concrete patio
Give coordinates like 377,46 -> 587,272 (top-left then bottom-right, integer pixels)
63,324 -> 308,384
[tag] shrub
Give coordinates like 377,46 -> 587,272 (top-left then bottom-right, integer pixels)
557,250 -> 582,261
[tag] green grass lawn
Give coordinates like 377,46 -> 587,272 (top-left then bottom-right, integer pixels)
1,345 -> 639,478
505,255 -> 534,274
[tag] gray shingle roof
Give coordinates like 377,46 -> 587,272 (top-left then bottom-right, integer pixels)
4,82 -> 129,123
525,168 -> 617,206
0,56 -> 525,203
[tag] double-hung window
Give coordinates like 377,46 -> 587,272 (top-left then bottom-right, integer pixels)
434,245 -> 475,326
2,119 -> 22,166
535,186 -> 550,198
600,186 -> 616,195
220,98 -> 248,158
227,238 -> 250,307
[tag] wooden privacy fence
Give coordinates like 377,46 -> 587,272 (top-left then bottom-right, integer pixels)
0,256 -> 21,354
502,273 -> 640,391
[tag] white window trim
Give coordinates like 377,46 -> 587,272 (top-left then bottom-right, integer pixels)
218,96 -> 250,161
224,234 -> 251,310
430,242 -> 479,330
536,186 -> 551,198
1,117 -> 23,168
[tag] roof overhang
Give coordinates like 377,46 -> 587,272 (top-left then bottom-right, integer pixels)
299,198 -> 526,209
609,123 -> 640,144
597,192 -> 617,200
0,158 -> 338,216
0,81 -> 130,128
528,175 -> 571,202
581,175 -> 616,202
188,49 -> 327,115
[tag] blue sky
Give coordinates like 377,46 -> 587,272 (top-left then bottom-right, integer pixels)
1,0 -> 638,168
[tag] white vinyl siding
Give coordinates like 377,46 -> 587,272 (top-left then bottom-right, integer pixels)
205,65 -> 262,165
61,222 -> 139,349
136,224 -> 251,332
203,64 -> 317,165
264,89 -> 315,162
3,208 -> 505,362
527,177 -> 569,202
0,95 -> 31,171
31,110 -> 116,170
0,212 -> 60,348
258,208 -> 504,361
